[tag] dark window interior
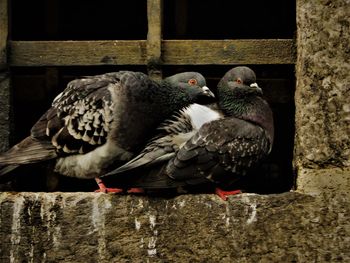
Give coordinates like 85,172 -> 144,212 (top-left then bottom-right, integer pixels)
10,0 -> 147,40
5,1 -> 296,194
164,0 -> 296,39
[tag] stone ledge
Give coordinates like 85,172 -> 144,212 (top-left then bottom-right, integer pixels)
0,192 -> 349,262
296,167 -> 350,195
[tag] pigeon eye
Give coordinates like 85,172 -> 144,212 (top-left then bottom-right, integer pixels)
236,78 -> 242,84
188,79 -> 198,86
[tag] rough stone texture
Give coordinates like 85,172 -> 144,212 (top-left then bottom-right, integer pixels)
297,167 -> 350,195
0,72 -> 10,152
0,0 -> 10,153
1,1 -> 350,262
295,0 -> 350,169
0,192 -> 349,263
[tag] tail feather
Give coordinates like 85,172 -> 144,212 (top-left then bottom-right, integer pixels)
0,136 -> 57,176
104,151 -> 175,177
133,165 -> 183,189
0,164 -> 19,175
105,164 -> 183,189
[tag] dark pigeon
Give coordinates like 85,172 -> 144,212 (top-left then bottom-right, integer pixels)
103,67 -> 274,200
0,71 -> 215,191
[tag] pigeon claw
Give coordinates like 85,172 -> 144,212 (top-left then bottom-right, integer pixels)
94,178 -> 123,194
127,188 -> 145,194
215,188 -> 241,201
95,188 -> 124,194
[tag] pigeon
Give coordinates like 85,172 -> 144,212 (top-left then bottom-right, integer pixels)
102,66 -> 274,200
0,71 -> 215,192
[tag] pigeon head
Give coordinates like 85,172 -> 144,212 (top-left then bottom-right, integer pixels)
217,66 -> 264,116
164,72 -> 215,104
220,66 -> 257,86
218,66 -> 262,95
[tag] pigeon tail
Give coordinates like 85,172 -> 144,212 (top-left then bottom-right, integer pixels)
0,137 -> 57,176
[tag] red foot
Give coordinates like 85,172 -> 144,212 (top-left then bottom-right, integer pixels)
127,188 -> 145,194
94,178 -> 123,193
215,188 -> 241,201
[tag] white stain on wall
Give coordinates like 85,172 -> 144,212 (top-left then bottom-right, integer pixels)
10,195 -> 25,263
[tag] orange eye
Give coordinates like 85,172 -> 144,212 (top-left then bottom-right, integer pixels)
236,78 -> 242,84
188,79 -> 198,85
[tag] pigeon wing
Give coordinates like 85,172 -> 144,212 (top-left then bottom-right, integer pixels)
166,118 -> 272,185
103,109 -> 196,176
0,73 -> 121,170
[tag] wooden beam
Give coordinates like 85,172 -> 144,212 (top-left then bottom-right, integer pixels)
9,39 -> 295,67
9,40 -> 147,66
147,0 -> 163,80
162,39 -> 296,65
44,0 -> 60,105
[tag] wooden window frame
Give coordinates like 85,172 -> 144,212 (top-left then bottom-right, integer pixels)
2,0 -> 295,75
0,0 -> 296,190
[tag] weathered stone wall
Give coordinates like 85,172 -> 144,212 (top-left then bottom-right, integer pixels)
0,0 -> 10,153
0,72 -> 10,152
295,0 -> 350,193
295,0 -> 350,168
0,1 -> 350,262
0,192 -> 349,263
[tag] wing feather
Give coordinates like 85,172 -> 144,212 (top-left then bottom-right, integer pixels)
30,73 -> 119,156
167,117 -> 272,185
103,110 -> 196,176
0,137 -> 57,166
0,73 -> 124,177
103,103 -> 222,178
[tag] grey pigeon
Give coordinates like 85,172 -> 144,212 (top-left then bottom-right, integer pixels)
0,71 -> 215,191
102,67 -> 274,200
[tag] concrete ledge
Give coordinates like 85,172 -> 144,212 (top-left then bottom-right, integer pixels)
0,192 -> 349,262
296,167 -> 350,195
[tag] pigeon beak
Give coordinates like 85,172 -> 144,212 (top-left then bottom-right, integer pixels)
250,83 -> 263,94
201,86 -> 215,98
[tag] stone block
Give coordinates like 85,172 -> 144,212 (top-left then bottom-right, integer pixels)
295,0 -> 350,168
0,192 -> 349,262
